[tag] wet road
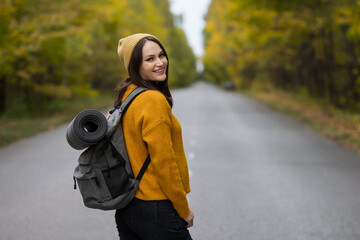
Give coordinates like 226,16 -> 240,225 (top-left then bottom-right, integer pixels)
1,82 -> 360,240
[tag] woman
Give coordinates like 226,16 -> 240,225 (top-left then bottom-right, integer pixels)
114,33 -> 194,240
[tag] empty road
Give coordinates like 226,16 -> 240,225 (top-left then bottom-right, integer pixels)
1,82 -> 360,240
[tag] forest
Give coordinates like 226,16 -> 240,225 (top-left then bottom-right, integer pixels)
203,0 -> 360,111
2,0 -> 360,148
0,0 -> 197,116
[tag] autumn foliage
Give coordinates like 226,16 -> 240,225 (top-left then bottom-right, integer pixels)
0,0 -> 197,115
203,0 -> 360,111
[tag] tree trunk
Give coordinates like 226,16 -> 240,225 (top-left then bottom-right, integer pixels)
341,23 -> 358,106
0,75 -> 6,113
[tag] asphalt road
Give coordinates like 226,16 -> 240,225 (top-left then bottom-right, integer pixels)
1,82 -> 360,240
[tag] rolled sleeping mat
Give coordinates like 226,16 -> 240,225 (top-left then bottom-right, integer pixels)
66,109 -> 108,150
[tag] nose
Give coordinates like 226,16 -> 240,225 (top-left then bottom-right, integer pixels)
155,57 -> 165,66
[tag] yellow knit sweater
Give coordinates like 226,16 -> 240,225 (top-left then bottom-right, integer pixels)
121,84 -> 191,218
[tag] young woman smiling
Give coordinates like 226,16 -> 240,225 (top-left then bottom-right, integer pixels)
113,33 -> 194,240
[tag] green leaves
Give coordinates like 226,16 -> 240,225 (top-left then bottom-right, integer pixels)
0,0 -> 197,115
203,0 -> 360,111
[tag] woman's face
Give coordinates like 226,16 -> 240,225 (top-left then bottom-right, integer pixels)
139,41 -> 168,82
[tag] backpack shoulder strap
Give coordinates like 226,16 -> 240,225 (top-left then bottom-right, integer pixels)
136,154 -> 151,180
110,87 -> 150,178
109,87 -> 147,115
106,87 -> 147,137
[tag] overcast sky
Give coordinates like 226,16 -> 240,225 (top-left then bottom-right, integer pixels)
169,0 -> 211,57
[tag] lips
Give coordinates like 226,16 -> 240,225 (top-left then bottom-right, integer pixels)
154,68 -> 165,74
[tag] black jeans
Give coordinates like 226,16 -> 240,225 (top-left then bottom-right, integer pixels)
115,198 -> 193,240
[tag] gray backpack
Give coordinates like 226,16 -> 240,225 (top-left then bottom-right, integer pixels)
69,87 -> 150,210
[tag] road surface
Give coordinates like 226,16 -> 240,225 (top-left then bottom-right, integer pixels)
1,82 -> 360,240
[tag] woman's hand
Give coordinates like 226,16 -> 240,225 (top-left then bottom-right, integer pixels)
183,211 -> 194,228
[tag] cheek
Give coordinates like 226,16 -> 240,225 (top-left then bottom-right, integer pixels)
139,66 -> 145,78
139,64 -> 150,78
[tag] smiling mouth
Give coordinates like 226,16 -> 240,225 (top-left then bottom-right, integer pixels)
154,68 -> 165,73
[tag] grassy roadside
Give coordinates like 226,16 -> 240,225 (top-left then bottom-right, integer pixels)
244,88 -> 360,154
0,94 -> 114,147
2,85 -> 359,154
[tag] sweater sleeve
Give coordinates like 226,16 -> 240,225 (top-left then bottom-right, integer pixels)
140,91 -> 190,218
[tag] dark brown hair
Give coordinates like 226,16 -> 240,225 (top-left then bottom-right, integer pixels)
114,36 -> 173,108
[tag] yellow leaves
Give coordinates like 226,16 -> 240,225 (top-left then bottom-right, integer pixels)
13,46 -> 28,58
1,0 -> 196,115
0,0 -> 15,34
335,7 -> 352,26
17,70 -> 31,82
34,84 -> 73,99
71,85 -> 99,98
204,0 -> 360,110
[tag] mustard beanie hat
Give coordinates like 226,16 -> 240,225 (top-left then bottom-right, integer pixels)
117,33 -> 155,72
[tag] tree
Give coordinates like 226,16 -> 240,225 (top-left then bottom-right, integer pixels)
203,0 -> 360,110
0,0 -> 197,115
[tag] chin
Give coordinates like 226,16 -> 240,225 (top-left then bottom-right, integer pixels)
153,76 -> 167,82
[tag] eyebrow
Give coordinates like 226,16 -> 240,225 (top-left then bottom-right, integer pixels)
144,51 -> 164,58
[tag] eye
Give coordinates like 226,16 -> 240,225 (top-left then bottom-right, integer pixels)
159,53 -> 166,58
145,57 -> 153,62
